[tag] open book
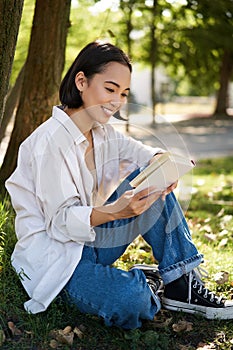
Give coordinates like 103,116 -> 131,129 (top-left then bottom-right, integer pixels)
130,152 -> 195,194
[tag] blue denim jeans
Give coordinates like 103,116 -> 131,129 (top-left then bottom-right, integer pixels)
63,169 -> 203,329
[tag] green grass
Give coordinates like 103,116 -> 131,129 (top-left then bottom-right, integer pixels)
0,157 -> 233,349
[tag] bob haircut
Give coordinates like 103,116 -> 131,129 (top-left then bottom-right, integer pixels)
59,41 -> 132,108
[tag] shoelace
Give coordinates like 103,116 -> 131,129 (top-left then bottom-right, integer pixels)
146,277 -> 164,296
193,266 -> 209,283
188,271 -> 223,305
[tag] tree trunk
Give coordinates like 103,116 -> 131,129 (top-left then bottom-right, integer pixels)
0,0 -> 24,124
213,50 -> 233,118
0,64 -> 25,144
0,0 -> 71,187
119,0 -> 133,133
150,0 -> 157,126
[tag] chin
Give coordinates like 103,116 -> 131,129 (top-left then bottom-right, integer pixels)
99,116 -> 111,124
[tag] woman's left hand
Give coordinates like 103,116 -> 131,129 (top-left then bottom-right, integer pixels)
161,181 -> 178,200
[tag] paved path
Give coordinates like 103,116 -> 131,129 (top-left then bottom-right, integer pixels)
1,113 -> 233,166
113,113 -> 233,161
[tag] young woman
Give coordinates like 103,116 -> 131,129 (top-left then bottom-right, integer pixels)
6,41 -> 233,329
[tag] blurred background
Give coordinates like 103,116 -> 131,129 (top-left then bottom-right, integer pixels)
0,0 -> 233,184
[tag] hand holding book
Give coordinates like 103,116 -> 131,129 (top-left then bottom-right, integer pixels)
130,152 -> 195,195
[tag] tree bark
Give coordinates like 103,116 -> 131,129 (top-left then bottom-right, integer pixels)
119,0 -> 134,132
0,0 -> 24,124
150,0 -> 157,126
213,50 -> 233,118
0,0 -> 71,186
0,64 -> 25,144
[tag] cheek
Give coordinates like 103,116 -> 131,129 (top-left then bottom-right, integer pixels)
82,85 -> 109,107
93,91 -> 109,105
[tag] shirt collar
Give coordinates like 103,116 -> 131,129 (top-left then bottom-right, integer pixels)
52,106 -> 104,145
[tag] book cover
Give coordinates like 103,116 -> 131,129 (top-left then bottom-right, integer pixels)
130,152 -> 195,194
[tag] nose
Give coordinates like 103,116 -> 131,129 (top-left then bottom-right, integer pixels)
110,94 -> 125,109
110,101 -> 121,109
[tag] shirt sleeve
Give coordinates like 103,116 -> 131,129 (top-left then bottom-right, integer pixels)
108,126 -> 165,178
28,137 -> 96,244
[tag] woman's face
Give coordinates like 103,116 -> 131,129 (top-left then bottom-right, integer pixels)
75,61 -> 131,124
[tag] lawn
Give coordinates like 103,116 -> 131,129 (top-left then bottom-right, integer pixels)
0,156 -> 233,349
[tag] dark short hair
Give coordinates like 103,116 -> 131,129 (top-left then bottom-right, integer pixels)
59,41 -> 132,108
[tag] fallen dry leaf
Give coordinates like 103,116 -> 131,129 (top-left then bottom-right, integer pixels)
50,329 -> 74,346
204,233 -> 216,242
218,238 -> 228,248
153,316 -> 173,328
25,330 -> 34,337
219,229 -> 229,237
172,320 -> 193,332
62,325 -> 72,335
217,208 -> 225,217
196,342 -> 216,349
7,321 -> 22,336
213,271 -> 229,284
178,344 -> 192,350
202,224 -> 212,233
73,326 -> 84,339
153,309 -> 173,328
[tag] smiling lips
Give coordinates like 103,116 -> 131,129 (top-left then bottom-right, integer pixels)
101,106 -> 117,117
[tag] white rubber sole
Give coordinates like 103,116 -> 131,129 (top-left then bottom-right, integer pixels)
162,297 -> 233,320
130,264 -> 159,271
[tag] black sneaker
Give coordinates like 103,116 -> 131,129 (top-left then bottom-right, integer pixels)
163,270 -> 233,320
130,264 -> 164,297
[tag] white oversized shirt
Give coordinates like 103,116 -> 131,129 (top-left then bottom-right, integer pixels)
5,106 -> 162,314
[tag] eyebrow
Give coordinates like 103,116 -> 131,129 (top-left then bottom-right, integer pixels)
105,80 -> 130,91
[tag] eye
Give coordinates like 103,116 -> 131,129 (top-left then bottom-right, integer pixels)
105,87 -> 114,93
121,93 -> 129,98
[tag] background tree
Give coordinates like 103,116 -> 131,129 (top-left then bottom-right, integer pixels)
0,0 -> 35,145
131,0 -> 171,124
0,65 -> 24,144
2,0 -> 232,181
214,49 -> 233,117
144,0 -> 158,125
0,0 -> 24,124
182,0 -> 233,117
118,0 -> 137,130
161,0 -> 233,117
0,0 -> 71,187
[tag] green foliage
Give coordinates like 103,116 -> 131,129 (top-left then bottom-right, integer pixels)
11,0 -> 233,98
161,0 -> 233,95
10,0 -> 35,84
194,157 -> 233,175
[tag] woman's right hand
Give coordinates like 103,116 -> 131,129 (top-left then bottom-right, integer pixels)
109,187 -> 162,219
90,187 -> 162,226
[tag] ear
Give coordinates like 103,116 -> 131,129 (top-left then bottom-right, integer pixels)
75,71 -> 87,92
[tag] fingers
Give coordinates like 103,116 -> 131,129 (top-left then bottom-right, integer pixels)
116,180 -> 178,217
117,187 -> 161,217
132,187 -> 162,210
132,186 -> 158,200
160,181 -> 178,201
168,181 -> 178,191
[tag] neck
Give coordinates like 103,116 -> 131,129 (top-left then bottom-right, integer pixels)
64,106 -> 93,136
